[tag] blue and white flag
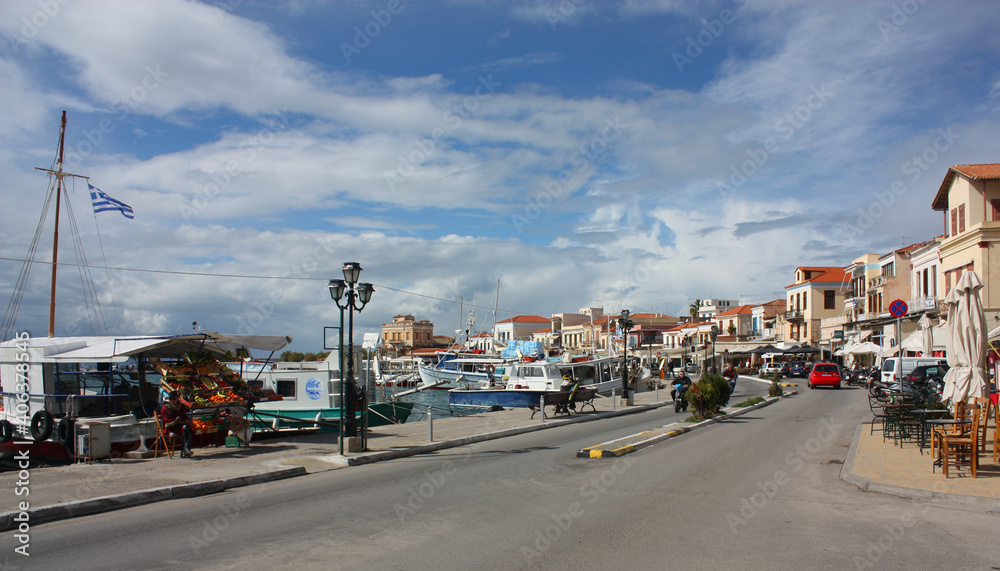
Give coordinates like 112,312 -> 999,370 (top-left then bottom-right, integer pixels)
89,184 -> 134,219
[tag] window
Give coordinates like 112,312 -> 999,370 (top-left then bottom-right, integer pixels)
992,199 -> 1000,221
958,203 -> 965,233
882,262 -> 894,277
824,290 -> 835,309
802,293 -> 807,311
951,208 -> 958,237
275,379 -> 296,399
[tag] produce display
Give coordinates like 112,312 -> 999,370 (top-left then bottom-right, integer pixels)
154,353 -> 252,441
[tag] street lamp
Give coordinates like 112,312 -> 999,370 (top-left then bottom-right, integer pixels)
618,310 -> 634,405
710,325 -> 719,374
328,262 -> 375,453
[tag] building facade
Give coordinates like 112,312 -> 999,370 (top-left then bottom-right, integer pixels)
381,314 -> 435,355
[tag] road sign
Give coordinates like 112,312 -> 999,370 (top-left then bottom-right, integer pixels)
889,299 -> 908,318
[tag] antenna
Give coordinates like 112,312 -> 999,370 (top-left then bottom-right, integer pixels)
901,236 -> 913,249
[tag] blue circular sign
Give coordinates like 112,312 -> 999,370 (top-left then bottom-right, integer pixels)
305,378 -> 323,400
889,300 -> 908,317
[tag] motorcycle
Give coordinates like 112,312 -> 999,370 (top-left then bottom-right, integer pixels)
672,382 -> 689,413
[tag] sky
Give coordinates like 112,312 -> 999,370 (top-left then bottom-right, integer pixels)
1,0 -> 999,354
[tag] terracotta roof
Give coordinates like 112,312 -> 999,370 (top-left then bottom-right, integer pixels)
785,266 -> 849,289
716,304 -> 754,316
532,328 -> 550,334
932,163 -> 1000,211
628,313 -> 677,320
495,315 -> 551,324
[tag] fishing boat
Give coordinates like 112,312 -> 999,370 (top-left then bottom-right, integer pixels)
446,354 -> 642,408
0,333 -> 289,467
235,354 -> 414,435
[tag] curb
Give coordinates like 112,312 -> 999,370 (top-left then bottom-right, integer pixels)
577,391 -> 796,458
348,399 -> 672,465
0,466 -> 305,532
839,424 -> 1000,510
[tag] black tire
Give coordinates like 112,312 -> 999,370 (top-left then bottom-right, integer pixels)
30,410 -> 54,442
54,416 -> 75,446
0,420 -> 14,443
675,400 -> 681,413
808,383 -> 814,390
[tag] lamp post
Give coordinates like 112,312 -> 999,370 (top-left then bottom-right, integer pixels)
618,310 -> 634,406
710,325 -> 719,374
328,262 -> 374,453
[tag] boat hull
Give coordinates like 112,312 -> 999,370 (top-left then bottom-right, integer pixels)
447,389 -> 547,408
249,402 -> 414,433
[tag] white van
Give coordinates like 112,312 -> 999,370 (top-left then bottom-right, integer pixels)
880,357 -> 947,386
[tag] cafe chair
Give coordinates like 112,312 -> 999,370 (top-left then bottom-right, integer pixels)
973,397 -> 991,453
940,405 -> 981,478
153,411 -> 180,459
931,401 -> 969,460
994,400 -> 1000,463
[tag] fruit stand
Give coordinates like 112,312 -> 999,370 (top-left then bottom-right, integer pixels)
155,357 -> 252,448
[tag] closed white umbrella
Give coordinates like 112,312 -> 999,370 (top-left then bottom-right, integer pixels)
919,314 -> 933,357
941,270 -> 989,404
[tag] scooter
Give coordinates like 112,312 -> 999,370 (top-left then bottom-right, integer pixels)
673,383 -> 689,413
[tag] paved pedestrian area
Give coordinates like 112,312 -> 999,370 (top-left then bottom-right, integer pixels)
846,423 -> 1000,500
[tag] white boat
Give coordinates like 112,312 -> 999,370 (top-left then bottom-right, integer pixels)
0,332 -> 290,467
417,353 -> 514,389
447,355 -> 643,408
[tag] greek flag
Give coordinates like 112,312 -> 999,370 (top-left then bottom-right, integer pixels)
89,184 -> 134,219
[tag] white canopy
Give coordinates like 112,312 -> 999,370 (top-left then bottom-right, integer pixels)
0,333 -> 292,363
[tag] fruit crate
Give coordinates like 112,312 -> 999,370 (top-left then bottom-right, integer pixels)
225,435 -> 248,448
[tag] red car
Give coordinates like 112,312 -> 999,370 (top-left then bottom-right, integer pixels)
808,362 -> 841,389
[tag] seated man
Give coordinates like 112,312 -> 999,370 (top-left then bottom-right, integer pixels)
161,391 -> 194,457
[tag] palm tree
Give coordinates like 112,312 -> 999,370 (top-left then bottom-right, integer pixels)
688,300 -> 701,322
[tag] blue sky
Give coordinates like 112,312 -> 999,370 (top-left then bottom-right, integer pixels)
2,0 -> 1000,352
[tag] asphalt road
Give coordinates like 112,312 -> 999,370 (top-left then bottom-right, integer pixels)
3,380 -> 999,570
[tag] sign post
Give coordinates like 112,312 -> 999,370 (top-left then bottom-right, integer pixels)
889,300 -> 908,392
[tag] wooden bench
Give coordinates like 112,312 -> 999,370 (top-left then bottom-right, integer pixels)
529,388 -> 598,419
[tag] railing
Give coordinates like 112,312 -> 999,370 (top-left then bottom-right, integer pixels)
784,310 -> 803,321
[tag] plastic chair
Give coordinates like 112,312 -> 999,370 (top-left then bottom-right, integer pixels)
153,412 -> 180,459
941,405 -> 980,478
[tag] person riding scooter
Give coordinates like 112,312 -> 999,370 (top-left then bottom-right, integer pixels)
672,373 -> 692,413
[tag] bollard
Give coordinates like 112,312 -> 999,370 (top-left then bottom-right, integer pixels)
612,389 -> 616,411
540,394 -> 546,423
427,406 -> 434,442
655,382 -> 659,403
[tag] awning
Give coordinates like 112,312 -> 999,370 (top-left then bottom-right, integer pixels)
2,333 -> 292,363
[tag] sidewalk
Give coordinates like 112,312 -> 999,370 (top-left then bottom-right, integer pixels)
841,421 -> 1000,506
0,386 -> 681,531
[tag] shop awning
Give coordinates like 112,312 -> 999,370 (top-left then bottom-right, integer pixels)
2,333 -> 293,363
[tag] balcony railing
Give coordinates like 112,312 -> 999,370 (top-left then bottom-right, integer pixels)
784,310 -> 803,321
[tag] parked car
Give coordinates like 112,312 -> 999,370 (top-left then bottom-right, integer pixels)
880,357 -> 947,387
808,362 -> 841,389
904,364 -> 949,384
782,361 -> 808,378
760,362 -> 783,377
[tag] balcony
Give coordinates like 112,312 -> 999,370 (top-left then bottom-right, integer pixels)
784,310 -> 804,321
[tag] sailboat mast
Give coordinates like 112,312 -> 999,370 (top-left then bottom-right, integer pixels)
47,111 -> 67,337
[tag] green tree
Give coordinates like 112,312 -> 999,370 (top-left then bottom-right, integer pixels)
688,300 -> 701,322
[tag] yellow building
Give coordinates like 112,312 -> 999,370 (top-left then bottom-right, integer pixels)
931,164 -> 1000,321
784,266 -> 848,344
381,314 -> 435,355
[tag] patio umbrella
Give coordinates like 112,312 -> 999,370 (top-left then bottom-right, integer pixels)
845,341 -> 882,355
941,270 -> 989,404
919,314 -> 933,357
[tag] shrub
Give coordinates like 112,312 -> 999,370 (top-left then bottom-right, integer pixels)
686,372 -> 732,418
733,396 -> 765,408
768,381 -> 783,397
